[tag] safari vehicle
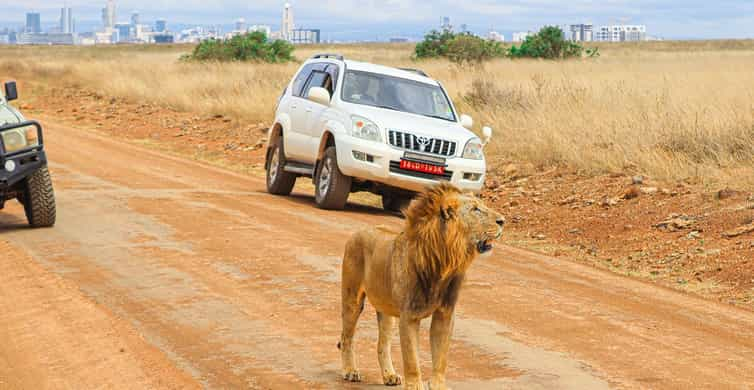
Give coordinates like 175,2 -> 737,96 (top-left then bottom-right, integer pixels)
0,81 -> 56,227
265,53 -> 493,211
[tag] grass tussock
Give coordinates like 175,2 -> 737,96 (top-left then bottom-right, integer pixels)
1,41 -> 754,188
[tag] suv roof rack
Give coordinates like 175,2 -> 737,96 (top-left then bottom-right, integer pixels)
311,53 -> 345,61
398,68 -> 429,77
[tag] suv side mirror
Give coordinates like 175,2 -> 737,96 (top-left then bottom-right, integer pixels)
308,87 -> 331,106
460,114 -> 473,130
4,81 -> 18,101
482,126 -> 493,146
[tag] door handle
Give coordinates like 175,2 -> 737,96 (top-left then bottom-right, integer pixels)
291,104 -> 298,109
305,108 -> 312,113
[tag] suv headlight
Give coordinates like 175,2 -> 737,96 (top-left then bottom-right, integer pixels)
1,125 -> 38,153
350,115 -> 382,142
462,137 -> 484,160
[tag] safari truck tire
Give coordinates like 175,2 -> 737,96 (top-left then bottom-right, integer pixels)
314,147 -> 351,210
266,137 -> 297,196
23,166 -> 56,228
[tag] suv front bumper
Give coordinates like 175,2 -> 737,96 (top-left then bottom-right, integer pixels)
335,135 -> 485,193
1,121 -> 47,191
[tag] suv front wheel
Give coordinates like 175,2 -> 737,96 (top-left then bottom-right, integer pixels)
266,137 -> 297,196
315,146 -> 351,210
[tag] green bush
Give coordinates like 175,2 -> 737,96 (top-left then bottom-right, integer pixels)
508,26 -> 596,60
414,30 -> 505,64
183,31 -> 295,63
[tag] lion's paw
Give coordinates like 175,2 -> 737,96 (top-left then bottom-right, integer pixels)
383,373 -> 402,386
343,370 -> 362,382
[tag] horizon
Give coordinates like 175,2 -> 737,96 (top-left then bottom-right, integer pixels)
2,1 -> 753,41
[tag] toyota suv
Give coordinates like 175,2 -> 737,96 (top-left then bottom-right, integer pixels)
265,54 -> 492,211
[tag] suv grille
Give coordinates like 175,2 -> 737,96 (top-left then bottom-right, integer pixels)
387,130 -> 457,157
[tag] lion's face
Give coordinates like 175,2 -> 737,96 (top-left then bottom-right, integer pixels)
453,194 -> 505,254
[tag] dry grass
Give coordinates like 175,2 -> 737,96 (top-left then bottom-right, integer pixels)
2,40 -> 754,188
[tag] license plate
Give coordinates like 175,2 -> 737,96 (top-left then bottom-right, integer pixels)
400,159 -> 445,175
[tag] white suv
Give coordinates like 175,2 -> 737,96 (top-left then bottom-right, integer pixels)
265,53 -> 492,211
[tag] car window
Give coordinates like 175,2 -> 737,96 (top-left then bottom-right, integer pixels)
0,104 -> 20,126
303,71 -> 333,98
292,64 -> 316,97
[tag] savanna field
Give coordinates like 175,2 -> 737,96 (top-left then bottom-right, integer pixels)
2,41 -> 754,305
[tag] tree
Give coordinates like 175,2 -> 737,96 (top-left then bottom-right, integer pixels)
414,30 -> 505,64
184,31 -> 295,63
508,26 -> 591,60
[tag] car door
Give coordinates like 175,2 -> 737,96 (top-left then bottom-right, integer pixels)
299,66 -> 337,160
285,63 -> 318,161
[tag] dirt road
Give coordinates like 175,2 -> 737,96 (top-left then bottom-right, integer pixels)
2,121 -> 754,389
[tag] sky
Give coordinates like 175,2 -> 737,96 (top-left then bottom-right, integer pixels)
2,0 -> 753,40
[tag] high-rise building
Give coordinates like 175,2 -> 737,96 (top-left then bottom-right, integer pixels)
569,24 -> 593,42
155,18 -> 167,33
281,2 -> 294,40
131,11 -> 139,27
26,13 -> 41,33
441,16 -> 452,32
102,0 -> 116,29
235,18 -> 247,32
115,22 -> 131,42
60,8 -> 73,34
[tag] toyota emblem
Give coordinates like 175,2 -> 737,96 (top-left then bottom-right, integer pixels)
416,136 -> 430,147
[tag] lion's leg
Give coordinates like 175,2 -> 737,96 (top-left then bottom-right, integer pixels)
399,314 -> 424,390
429,308 -> 455,390
341,287 -> 365,382
377,312 -> 402,386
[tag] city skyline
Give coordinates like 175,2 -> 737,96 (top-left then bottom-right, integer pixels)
1,0 -> 753,41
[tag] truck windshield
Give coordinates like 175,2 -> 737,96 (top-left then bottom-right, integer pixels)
341,70 -> 456,122
0,105 -> 20,127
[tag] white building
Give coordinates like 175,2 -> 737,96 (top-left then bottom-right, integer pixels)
569,23 -> 593,42
512,31 -> 534,42
281,3 -> 294,41
595,24 -> 647,42
487,31 -> 505,42
17,32 -> 77,45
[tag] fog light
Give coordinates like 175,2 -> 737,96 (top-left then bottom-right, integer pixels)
352,150 -> 367,161
4,160 -> 16,172
463,172 -> 482,181
352,150 -> 374,162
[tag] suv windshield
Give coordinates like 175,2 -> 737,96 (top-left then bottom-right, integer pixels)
341,70 -> 456,122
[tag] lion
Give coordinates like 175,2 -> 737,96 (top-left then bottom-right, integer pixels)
339,182 -> 505,390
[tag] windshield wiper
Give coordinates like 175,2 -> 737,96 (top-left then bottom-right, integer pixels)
373,104 -> 401,112
422,113 -> 454,122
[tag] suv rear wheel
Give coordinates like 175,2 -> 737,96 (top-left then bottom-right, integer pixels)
23,166 -> 56,228
315,146 -> 351,210
266,137 -> 297,196
382,192 -> 412,213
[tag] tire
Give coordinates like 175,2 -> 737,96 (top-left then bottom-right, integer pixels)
382,192 -> 412,213
314,146 -> 351,210
23,165 -> 56,228
266,137 -> 297,196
